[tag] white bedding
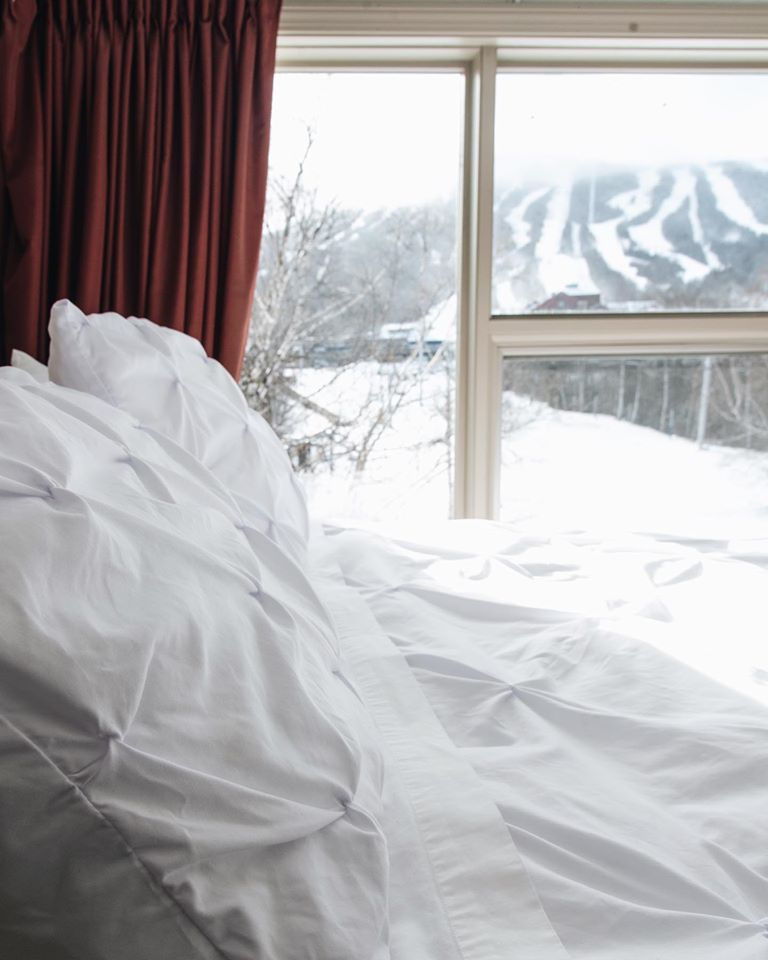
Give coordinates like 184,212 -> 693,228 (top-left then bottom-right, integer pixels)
4,303 -> 767,958
0,372 -> 388,960
318,520 -> 768,959
314,548 -> 570,960
49,299 -> 310,564
0,366 -> 570,959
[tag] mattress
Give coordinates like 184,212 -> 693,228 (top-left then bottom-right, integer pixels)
313,520 -> 768,959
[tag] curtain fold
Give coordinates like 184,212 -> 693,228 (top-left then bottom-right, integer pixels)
0,0 -> 281,376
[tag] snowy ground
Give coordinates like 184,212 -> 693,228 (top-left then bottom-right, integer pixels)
500,394 -> 768,540
291,363 -> 768,539
292,360 -> 454,522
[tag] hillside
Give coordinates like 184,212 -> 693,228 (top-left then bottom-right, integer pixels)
494,161 -> 768,313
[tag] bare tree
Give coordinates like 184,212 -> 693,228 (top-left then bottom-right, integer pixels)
241,131 -> 457,481
241,132 -> 363,435
710,355 -> 768,449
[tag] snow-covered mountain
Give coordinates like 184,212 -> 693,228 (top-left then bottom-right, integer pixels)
493,161 -> 768,312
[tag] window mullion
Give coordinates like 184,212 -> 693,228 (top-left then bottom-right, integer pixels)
457,45 -> 496,520
488,313 -> 768,355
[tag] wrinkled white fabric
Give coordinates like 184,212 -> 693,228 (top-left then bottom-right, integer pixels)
0,370 -> 387,960
323,520 -> 768,960
312,538 -> 571,960
10,349 -> 48,382
48,299 -> 309,565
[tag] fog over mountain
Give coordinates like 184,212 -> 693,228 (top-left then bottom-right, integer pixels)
493,160 -> 768,313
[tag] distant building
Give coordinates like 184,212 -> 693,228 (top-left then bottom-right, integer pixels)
375,301 -> 456,360
376,323 -> 419,360
533,283 -> 604,312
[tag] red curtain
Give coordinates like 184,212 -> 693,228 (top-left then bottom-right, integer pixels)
0,0 -> 282,376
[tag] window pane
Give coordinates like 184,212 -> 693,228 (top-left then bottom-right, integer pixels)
493,74 -> 768,315
500,353 -> 768,534
245,73 -> 462,522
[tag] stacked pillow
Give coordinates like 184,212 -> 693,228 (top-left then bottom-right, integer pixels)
0,317 -> 389,958
48,300 -> 309,565
10,348 -> 49,382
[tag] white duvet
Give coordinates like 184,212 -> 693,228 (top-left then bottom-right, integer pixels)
0,368 -> 570,960
320,520 -> 768,959
0,371 -> 388,960
3,324 -> 767,959
4,306 -> 578,959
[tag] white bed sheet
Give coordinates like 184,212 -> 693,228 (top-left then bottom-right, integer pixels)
312,542 -> 570,960
314,520 -> 768,960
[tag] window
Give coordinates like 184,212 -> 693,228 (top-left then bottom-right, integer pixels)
500,352 -> 768,535
245,72 -> 462,523
493,73 -> 768,316
251,6 -> 768,533
490,68 -> 768,534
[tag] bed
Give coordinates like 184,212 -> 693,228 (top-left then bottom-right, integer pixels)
1,300 -> 766,959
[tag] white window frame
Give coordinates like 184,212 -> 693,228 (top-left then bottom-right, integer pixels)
277,3 -> 768,520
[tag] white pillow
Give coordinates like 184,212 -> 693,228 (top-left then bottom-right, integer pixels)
48,299 -> 309,565
0,370 -> 387,959
10,348 -> 49,382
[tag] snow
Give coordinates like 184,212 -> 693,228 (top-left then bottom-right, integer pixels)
607,169 -> 660,220
538,254 -> 594,298
380,322 -> 417,340
493,279 -> 519,313
493,161 -> 766,312
627,168 -> 714,284
687,171 -> 722,272
377,299 -> 456,346
505,186 -> 550,249
293,361 -> 454,524
589,218 -> 648,289
562,280 -> 600,297
535,182 -> 573,290
423,294 -> 457,343
706,164 -> 768,236
291,362 -> 768,542
500,393 -> 768,539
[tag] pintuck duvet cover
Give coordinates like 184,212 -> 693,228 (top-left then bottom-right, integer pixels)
314,519 -> 768,960
2,303 -> 767,959
0,367 -> 566,960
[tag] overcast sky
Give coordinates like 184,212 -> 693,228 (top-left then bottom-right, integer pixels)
268,71 -> 768,209
268,73 -> 463,209
496,73 -> 768,183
